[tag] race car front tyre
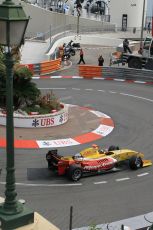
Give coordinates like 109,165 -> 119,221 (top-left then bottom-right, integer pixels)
67,164 -> 82,181
108,145 -> 120,151
129,156 -> 143,170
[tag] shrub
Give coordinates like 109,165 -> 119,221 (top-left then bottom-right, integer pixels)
37,91 -> 61,111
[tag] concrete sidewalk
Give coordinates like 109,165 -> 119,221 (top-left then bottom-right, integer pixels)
0,107 -> 99,140
21,30 -> 150,65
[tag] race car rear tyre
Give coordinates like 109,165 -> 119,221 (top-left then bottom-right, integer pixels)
129,156 -> 143,170
108,145 -> 120,151
67,165 -> 82,181
47,161 -> 56,170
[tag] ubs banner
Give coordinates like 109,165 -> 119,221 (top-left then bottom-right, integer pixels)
122,14 -> 128,31
0,105 -> 69,128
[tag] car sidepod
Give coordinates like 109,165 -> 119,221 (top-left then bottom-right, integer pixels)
82,157 -> 117,172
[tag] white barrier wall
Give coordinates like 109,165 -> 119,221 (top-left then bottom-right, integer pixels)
0,104 -> 69,128
47,35 -> 123,56
15,1 -> 115,37
110,0 -> 147,30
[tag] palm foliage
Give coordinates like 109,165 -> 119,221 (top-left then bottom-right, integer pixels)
0,46 -> 40,110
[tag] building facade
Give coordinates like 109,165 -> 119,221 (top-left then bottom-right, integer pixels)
110,0 -> 147,31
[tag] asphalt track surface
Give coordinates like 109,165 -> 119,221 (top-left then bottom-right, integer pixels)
1,76 -> 153,229
1,45 -> 153,229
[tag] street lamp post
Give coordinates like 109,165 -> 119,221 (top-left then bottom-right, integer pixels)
152,2 -> 153,37
77,14 -> 80,35
76,0 -> 82,35
0,0 -> 34,229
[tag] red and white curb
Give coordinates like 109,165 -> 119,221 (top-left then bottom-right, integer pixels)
0,105 -> 114,149
32,75 -> 153,85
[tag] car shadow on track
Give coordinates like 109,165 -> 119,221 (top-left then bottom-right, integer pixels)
27,168 -> 62,181
27,167 -> 124,183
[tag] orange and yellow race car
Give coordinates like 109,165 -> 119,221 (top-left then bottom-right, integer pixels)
46,145 -> 152,181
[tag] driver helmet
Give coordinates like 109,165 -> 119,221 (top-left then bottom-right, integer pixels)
92,144 -> 99,149
74,153 -> 83,160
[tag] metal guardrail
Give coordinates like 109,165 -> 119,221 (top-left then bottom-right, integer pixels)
102,66 -> 153,82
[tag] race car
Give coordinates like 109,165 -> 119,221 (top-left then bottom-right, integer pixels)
46,145 -> 152,181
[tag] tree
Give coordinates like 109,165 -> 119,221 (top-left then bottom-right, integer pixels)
0,47 -> 40,110
13,65 -> 40,109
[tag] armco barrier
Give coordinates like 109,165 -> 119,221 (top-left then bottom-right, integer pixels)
102,67 -> 153,83
79,65 -> 102,78
78,65 -> 153,83
21,58 -> 61,75
40,59 -> 61,74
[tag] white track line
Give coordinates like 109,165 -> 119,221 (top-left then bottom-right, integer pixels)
39,87 -> 66,90
137,172 -> 149,177
0,182 -> 82,187
72,88 -> 81,90
97,89 -> 105,92
109,91 -> 117,94
120,93 -> 153,102
94,181 -> 108,185
116,177 -> 130,182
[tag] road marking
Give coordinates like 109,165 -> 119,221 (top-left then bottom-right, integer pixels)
72,88 -> 81,90
39,87 -> 66,90
94,181 -> 107,185
109,91 -> 117,94
116,177 -> 130,182
37,88 -> 153,104
134,81 -> 146,84
32,76 -> 40,79
85,89 -> 93,91
33,76 -> 153,85
137,172 -> 149,177
0,182 -> 82,187
49,76 -> 62,78
93,77 -> 104,80
120,93 -> 153,102
72,76 -> 83,79
114,79 -> 125,82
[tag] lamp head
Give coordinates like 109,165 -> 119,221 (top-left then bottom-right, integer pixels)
0,0 -> 29,47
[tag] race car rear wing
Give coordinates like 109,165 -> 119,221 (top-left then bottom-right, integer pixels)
46,149 -> 62,161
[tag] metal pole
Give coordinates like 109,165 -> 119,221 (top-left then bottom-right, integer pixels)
140,0 -> 146,49
50,25 -> 52,47
152,2 -> 153,37
77,15 -> 80,35
0,50 -> 34,230
2,51 -> 23,214
69,206 -> 73,230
